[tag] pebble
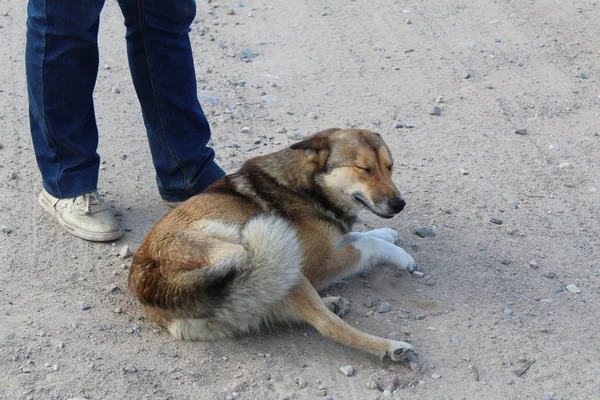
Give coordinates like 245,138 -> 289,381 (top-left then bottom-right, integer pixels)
277,128 -> 288,134
376,373 -> 398,391
107,284 -> 120,293
504,307 -> 513,315
366,381 -> 379,390
429,106 -> 441,116
340,365 -> 354,377
545,272 -> 558,279
435,95 -> 444,103
306,112 -> 318,120
543,396 -> 553,400
490,216 -> 503,224
22,367 -> 33,373
528,260 -> 539,268
241,126 -> 251,134
539,298 -> 554,303
450,337 -> 461,344
198,95 -> 220,106
239,48 -> 260,60
414,226 -> 435,238
404,123 -> 416,128
227,9 -> 235,15
317,385 -> 327,396
114,307 -> 123,314
378,302 -> 391,313
463,73 -> 471,79
501,259 -> 512,265
566,284 -> 581,294
579,73 -> 588,79
126,328 -> 134,334
382,390 -> 393,399
1,225 -> 12,234
297,377 -> 307,389
515,128 -> 528,135
58,341 -> 64,348
365,296 -> 380,308
9,171 -> 17,179
81,304 -> 91,311
393,122 -> 404,129
119,245 -> 132,258
111,87 -> 121,94
123,365 -> 138,373
412,271 -> 424,278
431,373 -> 441,379
460,168 -> 469,175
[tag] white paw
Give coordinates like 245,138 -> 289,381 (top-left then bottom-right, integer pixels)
385,340 -> 415,362
322,296 -> 350,318
366,228 -> 399,244
389,246 -> 416,271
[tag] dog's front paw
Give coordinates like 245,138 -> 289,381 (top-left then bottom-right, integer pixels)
390,247 -> 416,272
366,228 -> 399,244
385,340 -> 415,362
322,296 -> 350,318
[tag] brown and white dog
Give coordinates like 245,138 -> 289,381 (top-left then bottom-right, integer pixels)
129,128 -> 418,361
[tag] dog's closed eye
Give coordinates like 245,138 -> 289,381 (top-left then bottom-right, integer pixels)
355,166 -> 372,174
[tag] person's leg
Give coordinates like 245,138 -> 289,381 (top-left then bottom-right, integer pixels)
26,0 -> 106,198
27,0 -> 121,242
117,0 -> 225,203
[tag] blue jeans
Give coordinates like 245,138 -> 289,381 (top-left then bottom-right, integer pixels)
26,0 -> 225,202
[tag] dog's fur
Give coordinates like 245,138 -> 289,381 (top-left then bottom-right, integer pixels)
129,128 -> 418,361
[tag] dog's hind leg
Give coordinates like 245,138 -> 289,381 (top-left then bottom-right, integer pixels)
288,276 -> 413,362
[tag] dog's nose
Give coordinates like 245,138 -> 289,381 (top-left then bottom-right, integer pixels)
387,197 -> 406,213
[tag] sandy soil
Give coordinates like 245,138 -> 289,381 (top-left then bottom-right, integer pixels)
1,0 -> 599,399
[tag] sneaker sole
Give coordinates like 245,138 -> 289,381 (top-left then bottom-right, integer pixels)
38,192 -> 123,242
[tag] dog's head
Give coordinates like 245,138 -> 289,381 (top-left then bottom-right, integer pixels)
291,128 -> 405,218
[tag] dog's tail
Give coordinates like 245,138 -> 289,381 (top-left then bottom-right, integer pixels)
130,214 -> 304,331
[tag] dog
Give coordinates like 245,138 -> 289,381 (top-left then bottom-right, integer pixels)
129,128 -> 418,362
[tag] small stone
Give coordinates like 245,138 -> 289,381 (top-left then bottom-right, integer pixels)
306,112 -> 318,120
501,259 -> 512,265
378,302 -> 391,313
364,296 -> 380,308
22,368 -> 33,373
297,377 -> 307,389
579,73 -> 588,79
119,245 -> 132,258
393,122 -> 404,129
528,260 -> 539,268
539,298 -> 554,303
57,341 -> 64,348
450,337 -> 461,344
1,225 -> 12,234
111,87 -> 121,94
382,390 -> 393,399
107,284 -> 120,293
317,385 -> 327,396
566,284 -> 581,294
515,128 -> 528,135
277,128 -> 287,134
404,123 -> 416,128
506,379 -> 514,385
340,365 -> 354,377
504,307 -> 513,315
123,365 -> 138,373
435,95 -> 444,103
114,307 -> 123,314
405,18 -> 412,24
414,226 -> 435,238
239,48 -> 260,60
81,304 -> 91,311
376,373 -> 398,391
463,73 -> 471,79
429,106 -> 441,116
241,126 -> 251,134
227,9 -> 235,15
104,64 -> 111,70
545,272 -> 558,279
490,216 -> 503,224
558,162 -> 571,169
366,381 -> 378,390
460,168 -> 469,175
412,271 -> 424,278
431,373 -> 441,379
543,396 -> 553,400
9,171 -> 17,179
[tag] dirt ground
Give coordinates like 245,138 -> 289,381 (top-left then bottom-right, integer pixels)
1,0 -> 599,399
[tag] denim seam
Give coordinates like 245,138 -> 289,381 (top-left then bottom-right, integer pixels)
38,0 -> 65,198
136,0 -> 193,196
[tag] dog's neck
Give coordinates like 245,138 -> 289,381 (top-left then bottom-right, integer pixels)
228,149 -> 357,232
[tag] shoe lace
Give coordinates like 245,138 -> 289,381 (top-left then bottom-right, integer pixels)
79,192 -> 106,215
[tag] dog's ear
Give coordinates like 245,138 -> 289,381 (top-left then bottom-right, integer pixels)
290,137 -> 330,151
290,128 -> 341,151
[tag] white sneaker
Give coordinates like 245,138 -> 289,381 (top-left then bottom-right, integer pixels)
38,188 -> 122,242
